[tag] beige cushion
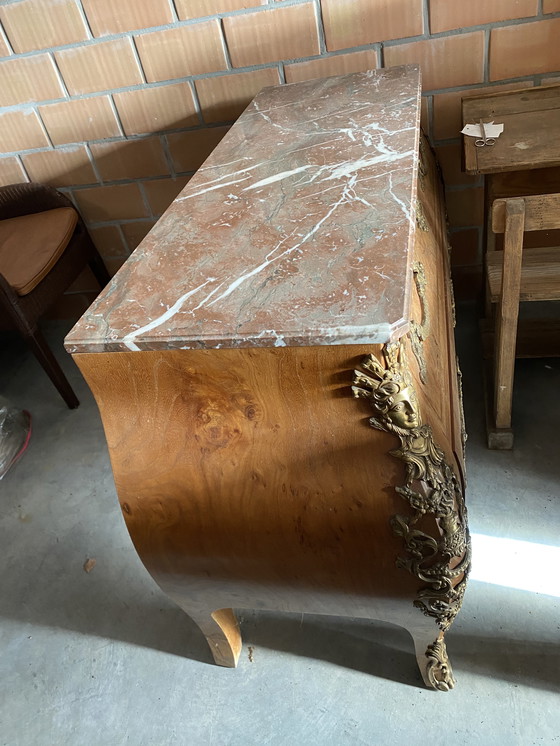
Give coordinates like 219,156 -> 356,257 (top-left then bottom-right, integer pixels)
0,207 -> 78,295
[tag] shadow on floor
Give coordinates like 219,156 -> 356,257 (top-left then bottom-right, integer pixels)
452,634 -> 560,693
2,568 -> 558,693
0,566 -> 423,686
0,570 -> 216,666
240,612 -> 422,687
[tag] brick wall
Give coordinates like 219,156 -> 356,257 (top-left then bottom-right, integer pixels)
1,0 -> 560,316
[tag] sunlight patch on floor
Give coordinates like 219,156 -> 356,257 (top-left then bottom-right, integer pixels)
470,533 -> 560,597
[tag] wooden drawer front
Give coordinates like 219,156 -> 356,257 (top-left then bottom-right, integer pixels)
417,132 -> 444,235
410,136 -> 465,481
409,222 -> 453,453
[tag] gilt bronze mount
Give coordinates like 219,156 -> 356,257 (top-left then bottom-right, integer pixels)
352,341 -> 471,690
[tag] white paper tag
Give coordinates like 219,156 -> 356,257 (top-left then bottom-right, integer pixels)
461,121 -> 504,138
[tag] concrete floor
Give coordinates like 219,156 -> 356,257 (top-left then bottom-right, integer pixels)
0,307 -> 559,746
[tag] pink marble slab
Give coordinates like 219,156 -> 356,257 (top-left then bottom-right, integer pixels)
65,65 -> 421,354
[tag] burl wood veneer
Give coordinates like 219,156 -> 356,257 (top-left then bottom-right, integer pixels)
66,66 -> 470,691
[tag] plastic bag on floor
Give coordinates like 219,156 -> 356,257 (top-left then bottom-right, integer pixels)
0,397 -> 31,479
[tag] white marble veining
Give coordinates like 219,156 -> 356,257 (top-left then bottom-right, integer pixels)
65,65 -> 422,354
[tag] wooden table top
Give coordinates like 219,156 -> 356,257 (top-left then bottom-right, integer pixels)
462,84 -> 560,175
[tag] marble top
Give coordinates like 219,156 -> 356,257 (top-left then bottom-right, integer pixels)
65,65 -> 421,354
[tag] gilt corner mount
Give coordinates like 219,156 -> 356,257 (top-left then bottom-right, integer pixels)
352,341 -> 471,690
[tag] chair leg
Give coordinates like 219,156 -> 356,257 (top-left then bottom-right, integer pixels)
489,198 -> 525,449
88,247 -> 111,289
25,327 -> 79,409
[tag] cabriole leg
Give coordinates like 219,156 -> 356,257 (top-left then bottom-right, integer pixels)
176,605 -> 242,668
410,627 -> 456,692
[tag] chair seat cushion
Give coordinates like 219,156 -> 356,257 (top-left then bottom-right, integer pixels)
0,207 -> 78,295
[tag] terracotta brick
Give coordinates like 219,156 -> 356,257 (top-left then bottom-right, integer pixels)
451,265 -> 483,302
88,225 -> 127,259
74,183 -> 149,222
445,186 -> 484,228
449,228 -> 480,267
436,142 -> 480,187
322,0 -> 423,51
384,32 -> 484,92
196,68 -> 280,124
430,0 -> 537,34
136,21 -> 226,83
167,126 -> 230,173
433,82 -> 533,141
55,38 -> 143,95
39,97 -> 120,146
67,266 -> 100,293
121,220 -> 157,251
544,0 -> 560,11
0,0 -> 88,54
176,0 -> 265,19
0,157 -> 27,186
114,84 -> 198,136
22,146 -> 97,187
46,291 -> 97,320
224,3 -> 319,67
285,50 -> 378,84
0,109 -> 48,153
81,0 -> 173,36
143,176 -> 192,216
490,19 -> 560,81
0,54 -> 64,106
91,138 -> 169,181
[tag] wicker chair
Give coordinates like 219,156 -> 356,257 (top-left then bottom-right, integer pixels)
0,183 -> 110,408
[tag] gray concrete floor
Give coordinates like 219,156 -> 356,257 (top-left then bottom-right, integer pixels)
0,307 -> 559,746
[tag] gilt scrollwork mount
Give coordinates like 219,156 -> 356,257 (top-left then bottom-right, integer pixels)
410,261 -> 429,384
418,137 -> 428,191
415,199 -> 429,231
352,342 -> 471,691
426,639 -> 455,692
456,356 -> 468,461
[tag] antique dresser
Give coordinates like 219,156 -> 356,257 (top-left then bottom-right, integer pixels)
65,65 -> 470,691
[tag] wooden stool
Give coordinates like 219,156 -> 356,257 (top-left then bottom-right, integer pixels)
486,194 -> 560,448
